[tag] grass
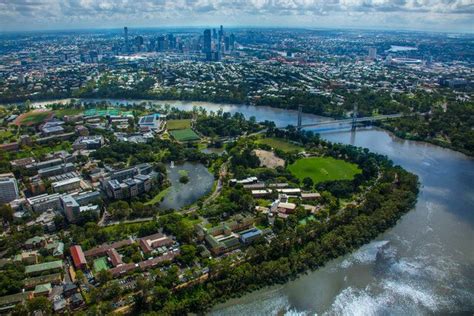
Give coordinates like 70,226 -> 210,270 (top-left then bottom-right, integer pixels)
299,215 -> 316,226
145,187 -> 171,205
18,111 -> 52,125
93,257 -> 109,272
0,130 -> 14,142
288,157 -> 361,184
54,108 -> 83,118
178,170 -> 189,177
167,119 -> 192,130
257,137 -> 303,152
169,128 -> 200,142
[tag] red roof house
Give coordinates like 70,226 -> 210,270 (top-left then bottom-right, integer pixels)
70,245 -> 87,269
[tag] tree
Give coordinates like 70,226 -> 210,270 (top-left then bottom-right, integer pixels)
11,303 -> 28,316
108,200 -> 131,220
179,175 -> 190,184
152,286 -> 170,310
76,270 -> 86,284
178,244 -> 197,266
95,270 -> 112,284
302,177 -> 314,189
0,204 -> 13,223
27,297 -> 52,315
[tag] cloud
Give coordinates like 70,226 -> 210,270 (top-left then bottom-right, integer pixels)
0,0 -> 472,32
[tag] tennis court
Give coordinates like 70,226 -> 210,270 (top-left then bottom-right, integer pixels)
93,257 -> 109,272
169,128 -> 200,142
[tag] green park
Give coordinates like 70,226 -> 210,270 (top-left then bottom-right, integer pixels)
288,157 -> 361,184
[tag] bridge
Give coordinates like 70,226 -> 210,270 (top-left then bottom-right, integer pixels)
292,104 -> 406,131
297,113 -> 405,129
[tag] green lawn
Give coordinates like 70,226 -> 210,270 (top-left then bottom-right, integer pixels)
19,111 -> 51,125
0,130 -> 14,142
145,187 -> 171,205
54,108 -> 83,118
93,257 -> 109,272
167,119 -> 192,130
257,137 -> 303,152
169,128 -> 200,142
288,157 -> 361,184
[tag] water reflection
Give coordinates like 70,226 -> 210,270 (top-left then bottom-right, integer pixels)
159,162 -> 214,210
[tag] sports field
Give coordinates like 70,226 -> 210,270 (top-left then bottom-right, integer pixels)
93,257 -> 109,272
54,108 -> 83,118
257,137 -> 303,152
169,128 -> 200,142
167,119 -> 191,130
14,110 -> 52,126
84,108 -> 132,117
288,157 -> 361,184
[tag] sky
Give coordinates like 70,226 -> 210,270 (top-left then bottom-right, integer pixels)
0,0 -> 473,33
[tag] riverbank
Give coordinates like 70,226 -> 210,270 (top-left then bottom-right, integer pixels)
214,126 -> 474,315
5,96 -> 471,157
155,161 -> 419,314
378,120 -> 474,157
3,97 -> 473,314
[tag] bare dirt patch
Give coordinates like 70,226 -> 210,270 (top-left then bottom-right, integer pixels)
254,149 -> 285,169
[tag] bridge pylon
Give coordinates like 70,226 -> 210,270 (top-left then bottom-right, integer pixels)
351,103 -> 358,131
297,105 -> 303,130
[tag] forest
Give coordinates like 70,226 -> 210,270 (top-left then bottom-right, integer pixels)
380,101 -> 474,156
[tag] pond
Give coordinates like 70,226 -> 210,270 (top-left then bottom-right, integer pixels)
158,162 -> 214,210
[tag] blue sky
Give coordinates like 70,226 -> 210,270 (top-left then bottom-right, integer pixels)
0,0 -> 473,33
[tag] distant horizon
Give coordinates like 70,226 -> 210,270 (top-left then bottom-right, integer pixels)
1,1 -> 472,34
1,24 -> 473,36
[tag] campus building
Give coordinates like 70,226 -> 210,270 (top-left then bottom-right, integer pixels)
70,245 -> 87,269
27,193 -> 62,212
102,164 -> 155,200
72,135 -> 104,150
0,174 -> 19,203
52,177 -> 81,193
138,113 -> 166,132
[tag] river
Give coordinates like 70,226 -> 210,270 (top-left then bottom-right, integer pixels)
27,98 -> 474,315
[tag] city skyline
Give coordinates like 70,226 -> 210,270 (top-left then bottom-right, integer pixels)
0,0 -> 473,34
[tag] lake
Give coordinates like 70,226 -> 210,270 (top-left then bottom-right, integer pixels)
159,162 -> 214,210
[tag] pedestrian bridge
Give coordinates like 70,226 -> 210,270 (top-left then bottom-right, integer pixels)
297,113 -> 404,129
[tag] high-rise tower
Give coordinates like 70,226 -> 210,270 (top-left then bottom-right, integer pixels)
124,27 -> 129,53
203,29 -> 212,60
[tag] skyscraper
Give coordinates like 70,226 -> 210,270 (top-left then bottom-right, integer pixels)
0,175 -> 19,204
157,36 -> 165,51
224,36 -> 230,52
218,25 -> 224,42
218,25 -> 225,55
134,35 -> 144,51
368,47 -> 377,60
168,34 -> 176,49
124,27 -> 129,53
203,29 -> 212,56
230,33 -> 235,50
